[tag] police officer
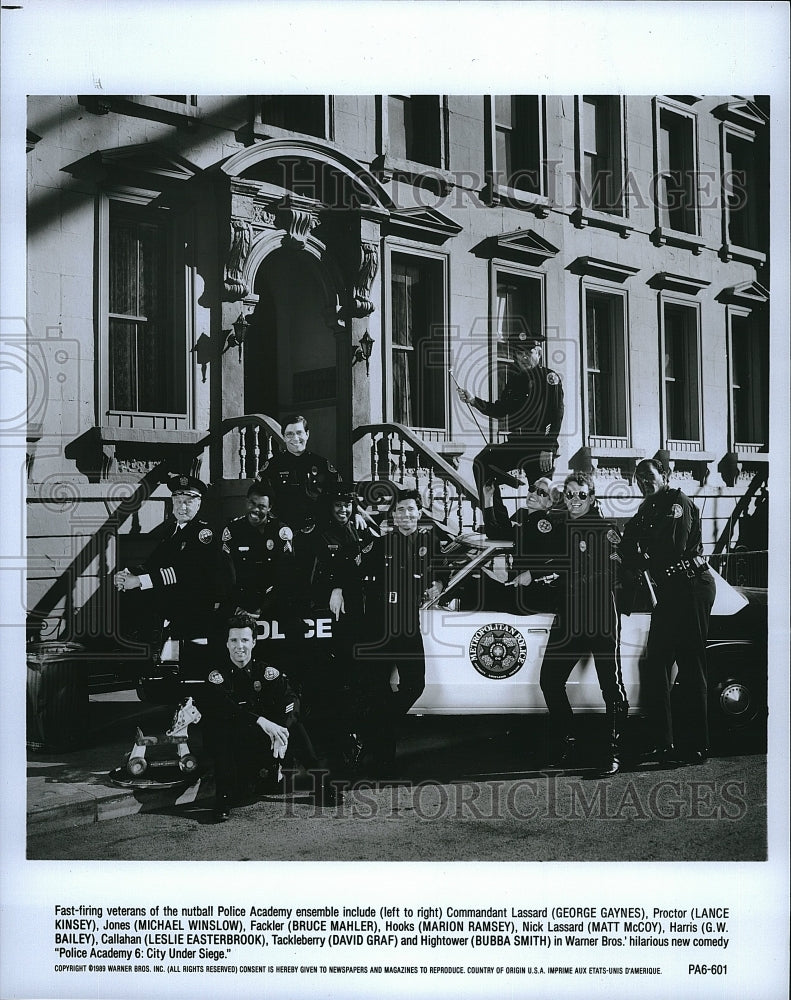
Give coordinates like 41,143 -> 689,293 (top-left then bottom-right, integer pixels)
619,458 -> 716,765
200,614 -> 340,821
114,474 -> 232,680
456,330 -> 564,538
308,482 -> 379,761
358,488 -> 450,773
509,473 -> 628,774
256,414 -> 342,532
223,481 -> 292,615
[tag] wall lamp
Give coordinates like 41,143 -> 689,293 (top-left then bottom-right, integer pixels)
352,330 -> 375,375
224,310 -> 250,362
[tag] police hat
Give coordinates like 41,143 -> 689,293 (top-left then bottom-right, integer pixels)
324,481 -> 358,502
504,329 -> 545,348
167,474 -> 206,498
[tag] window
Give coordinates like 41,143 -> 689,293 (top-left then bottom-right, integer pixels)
105,201 -> 185,418
585,289 -> 628,439
730,311 -> 768,449
579,96 -> 624,214
494,272 -> 543,400
657,106 -> 698,234
390,252 -> 446,430
259,95 -> 330,138
723,130 -> 758,250
492,96 -> 543,194
662,300 -> 700,443
387,95 -> 442,167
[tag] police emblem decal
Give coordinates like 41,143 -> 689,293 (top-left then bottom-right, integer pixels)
537,518 -> 552,533
671,503 -> 683,519
208,670 -> 224,685
546,371 -> 560,385
469,623 -> 527,680
263,666 -> 280,681
198,528 -> 213,544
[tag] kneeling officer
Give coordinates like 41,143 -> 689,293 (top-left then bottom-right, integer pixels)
200,614 -> 339,821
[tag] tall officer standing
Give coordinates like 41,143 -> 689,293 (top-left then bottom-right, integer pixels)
456,330 -> 564,538
509,473 -> 628,774
256,414 -> 342,532
619,458 -> 716,765
114,474 -> 232,680
358,488 -> 450,773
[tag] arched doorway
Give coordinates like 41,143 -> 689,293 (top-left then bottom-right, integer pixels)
245,248 -> 340,463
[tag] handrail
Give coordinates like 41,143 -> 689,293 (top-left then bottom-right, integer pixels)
353,421 -> 478,503
711,467 -> 768,556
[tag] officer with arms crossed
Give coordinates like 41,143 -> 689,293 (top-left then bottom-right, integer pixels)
509,472 -> 628,774
619,458 -> 716,766
200,613 -> 341,821
456,329 -> 564,538
114,474 -> 232,680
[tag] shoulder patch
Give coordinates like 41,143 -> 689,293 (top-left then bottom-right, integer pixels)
259,461 -> 269,473
546,371 -> 561,386
222,527 -> 232,542
537,518 -> 553,533
263,666 -> 280,681
208,670 -> 224,685
671,503 -> 683,519
362,542 -> 374,554
606,528 -> 621,546
198,527 -> 213,544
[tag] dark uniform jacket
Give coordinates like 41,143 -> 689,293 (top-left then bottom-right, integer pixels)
223,514 -> 294,614
201,657 -> 298,730
256,450 -> 342,531
513,507 -> 620,629
475,365 -> 564,455
362,525 -> 451,647
619,487 -> 706,608
134,515 -> 232,639
308,517 -> 378,614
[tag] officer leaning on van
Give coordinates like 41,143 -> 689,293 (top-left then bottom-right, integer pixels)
114,474 -> 232,676
199,613 -> 341,822
619,458 -> 716,766
509,472 -> 628,775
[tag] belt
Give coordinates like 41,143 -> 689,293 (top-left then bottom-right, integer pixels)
660,555 -> 708,580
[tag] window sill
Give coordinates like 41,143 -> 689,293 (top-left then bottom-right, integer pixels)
651,226 -> 706,254
572,208 -> 633,239
372,154 -> 453,196
250,121 -> 331,145
719,243 -> 767,266
98,426 -> 204,446
487,183 -> 551,218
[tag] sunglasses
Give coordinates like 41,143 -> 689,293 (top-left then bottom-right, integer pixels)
564,491 -> 589,500
529,487 -> 550,498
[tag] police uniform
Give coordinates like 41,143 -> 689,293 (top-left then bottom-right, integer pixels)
223,513 -> 292,615
619,486 -> 715,757
358,521 -> 450,766
200,657 -> 323,815
471,334 -> 564,537
515,505 -> 628,768
256,450 -> 342,531
130,476 -> 233,675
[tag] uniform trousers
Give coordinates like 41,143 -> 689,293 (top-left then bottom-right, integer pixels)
644,569 -> 716,751
472,444 -> 550,536
360,637 -> 426,765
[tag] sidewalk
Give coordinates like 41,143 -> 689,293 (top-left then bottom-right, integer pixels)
27,690 -> 213,835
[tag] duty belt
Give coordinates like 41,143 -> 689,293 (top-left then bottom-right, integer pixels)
660,555 -> 708,580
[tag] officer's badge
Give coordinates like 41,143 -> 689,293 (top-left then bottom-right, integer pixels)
328,463 -> 337,474
266,539 -> 274,550
418,546 -> 428,557
264,666 -> 280,681
547,371 -> 560,386
671,503 -> 683,519
311,466 -> 318,477
279,471 -> 289,483
253,680 -> 262,692
579,539 -> 587,552
537,518 -> 552,533
208,670 -> 224,685
198,528 -> 213,544
222,526 -> 231,542
606,529 -> 621,546
301,523 -> 316,534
